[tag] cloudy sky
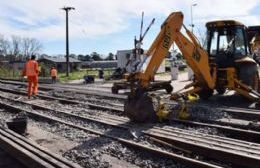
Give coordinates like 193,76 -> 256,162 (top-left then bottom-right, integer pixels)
0,0 -> 259,56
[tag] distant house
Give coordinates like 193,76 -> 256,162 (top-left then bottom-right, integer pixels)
10,61 -> 26,71
0,60 -> 26,71
82,60 -> 117,69
116,49 -> 165,73
38,56 -> 82,72
0,60 -> 11,67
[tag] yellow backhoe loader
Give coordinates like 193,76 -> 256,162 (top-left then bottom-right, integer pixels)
123,12 -> 260,122
248,26 -> 260,64
250,35 -> 260,63
248,26 -> 260,51
250,34 -> 260,50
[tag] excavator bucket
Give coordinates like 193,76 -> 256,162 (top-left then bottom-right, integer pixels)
124,89 -> 172,122
124,91 -> 159,122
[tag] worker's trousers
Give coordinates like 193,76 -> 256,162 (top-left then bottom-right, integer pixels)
27,75 -> 38,98
51,76 -> 56,84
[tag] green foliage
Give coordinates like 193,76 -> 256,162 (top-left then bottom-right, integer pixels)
91,52 -> 103,61
39,62 -> 53,77
78,54 -> 92,61
58,68 -> 114,82
0,66 -> 21,79
105,53 -> 114,60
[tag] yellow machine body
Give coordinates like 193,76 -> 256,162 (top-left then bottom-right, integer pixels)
124,12 -> 260,122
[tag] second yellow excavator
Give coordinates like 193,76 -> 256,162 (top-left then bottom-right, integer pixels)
123,11 -> 260,122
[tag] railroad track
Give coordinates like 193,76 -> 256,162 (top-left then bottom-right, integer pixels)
2,80 -> 260,166
0,79 -> 126,100
0,86 -> 260,142
1,92 -> 260,167
0,126 -> 81,168
1,79 -> 259,121
2,79 -> 259,110
0,101 -> 222,168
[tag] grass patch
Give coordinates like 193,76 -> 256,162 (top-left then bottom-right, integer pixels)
58,68 -> 115,82
0,66 -> 21,79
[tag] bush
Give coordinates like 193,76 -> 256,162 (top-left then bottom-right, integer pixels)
0,65 -> 21,79
39,62 -> 53,77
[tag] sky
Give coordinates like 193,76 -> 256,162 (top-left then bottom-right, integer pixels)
0,0 -> 259,56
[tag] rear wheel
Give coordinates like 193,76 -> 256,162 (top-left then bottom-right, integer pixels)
216,87 -> 226,95
198,88 -> 213,100
165,84 -> 173,94
252,72 -> 259,91
111,86 -> 118,94
239,64 -> 259,92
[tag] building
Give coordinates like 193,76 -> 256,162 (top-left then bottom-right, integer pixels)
38,56 -> 82,72
10,61 -> 26,71
82,60 -> 117,69
0,61 -> 12,67
0,60 -> 25,71
116,49 -> 165,73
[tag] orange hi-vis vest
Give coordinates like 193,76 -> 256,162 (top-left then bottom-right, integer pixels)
51,69 -> 57,77
25,60 -> 39,77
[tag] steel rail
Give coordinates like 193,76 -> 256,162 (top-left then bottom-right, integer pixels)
0,79 -> 127,100
0,126 -> 81,168
0,80 -> 260,121
0,88 -> 260,143
0,102 -> 222,168
1,98 -> 260,168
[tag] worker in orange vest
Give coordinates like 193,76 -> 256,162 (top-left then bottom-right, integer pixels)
22,55 -> 39,99
50,67 -> 57,84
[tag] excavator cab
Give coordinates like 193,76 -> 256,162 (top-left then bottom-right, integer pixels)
206,21 -> 249,68
206,21 -> 259,94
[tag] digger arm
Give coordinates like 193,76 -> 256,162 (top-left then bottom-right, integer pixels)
134,12 -> 215,90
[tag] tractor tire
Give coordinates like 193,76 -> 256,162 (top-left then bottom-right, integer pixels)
198,88 -> 213,100
216,87 -> 226,95
165,84 -> 173,94
111,86 -> 119,94
239,64 -> 259,92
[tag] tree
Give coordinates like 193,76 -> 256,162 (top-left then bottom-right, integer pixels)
85,54 -> 92,61
22,37 -> 30,58
69,53 -> 77,59
78,54 -> 85,61
0,34 -> 10,56
20,37 -> 42,60
78,54 -> 93,61
105,52 -> 114,60
91,52 -> 102,61
0,35 -> 42,61
0,54 -> 4,61
11,35 -> 21,57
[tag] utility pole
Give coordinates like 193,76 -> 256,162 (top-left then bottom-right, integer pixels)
190,3 -> 197,33
61,6 -> 75,77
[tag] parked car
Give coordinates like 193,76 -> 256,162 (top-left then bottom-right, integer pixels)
173,60 -> 187,70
